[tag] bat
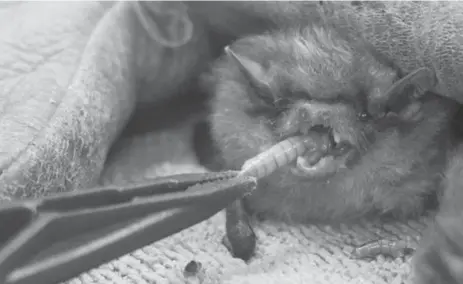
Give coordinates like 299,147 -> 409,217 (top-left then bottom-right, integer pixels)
198,24 -> 460,262
184,2 -> 463,282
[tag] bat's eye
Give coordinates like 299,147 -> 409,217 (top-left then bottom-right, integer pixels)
357,112 -> 370,122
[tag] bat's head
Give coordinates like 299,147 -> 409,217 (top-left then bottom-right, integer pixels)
206,26 -> 459,222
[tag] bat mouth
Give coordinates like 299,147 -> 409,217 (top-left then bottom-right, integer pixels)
290,127 -> 358,178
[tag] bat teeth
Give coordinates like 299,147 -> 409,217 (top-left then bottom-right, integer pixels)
332,131 -> 341,145
300,151 -> 323,166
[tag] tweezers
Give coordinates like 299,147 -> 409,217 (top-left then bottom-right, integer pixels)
0,171 -> 256,284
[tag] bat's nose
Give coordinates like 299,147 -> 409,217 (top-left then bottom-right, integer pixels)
295,101 -> 331,128
293,101 -> 362,148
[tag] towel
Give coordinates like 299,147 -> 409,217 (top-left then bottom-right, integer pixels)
0,1 -> 212,200
65,124 -> 430,284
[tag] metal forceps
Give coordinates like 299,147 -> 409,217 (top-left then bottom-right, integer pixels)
0,171 -> 256,284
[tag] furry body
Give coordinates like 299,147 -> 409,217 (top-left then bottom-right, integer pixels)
187,2 -> 463,282
412,145 -> 463,284
206,26 -> 457,222
198,24 -> 463,282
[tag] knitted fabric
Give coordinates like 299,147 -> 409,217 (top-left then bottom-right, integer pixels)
65,126 -> 428,284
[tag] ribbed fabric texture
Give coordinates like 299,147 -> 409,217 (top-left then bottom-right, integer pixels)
66,125 -> 428,284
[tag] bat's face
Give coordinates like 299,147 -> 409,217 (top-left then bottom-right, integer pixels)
207,27 -> 459,222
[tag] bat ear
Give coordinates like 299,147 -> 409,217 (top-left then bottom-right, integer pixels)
383,67 -> 437,102
224,45 -> 271,87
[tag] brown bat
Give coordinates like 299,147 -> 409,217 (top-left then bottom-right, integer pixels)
134,2 -> 463,281
196,24 -> 460,263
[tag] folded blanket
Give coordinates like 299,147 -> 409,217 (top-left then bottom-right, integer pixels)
66,125 -> 429,284
0,2 -> 134,200
0,1 -> 211,200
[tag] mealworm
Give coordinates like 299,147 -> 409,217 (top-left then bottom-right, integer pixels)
238,134 -> 326,179
350,237 -> 416,260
